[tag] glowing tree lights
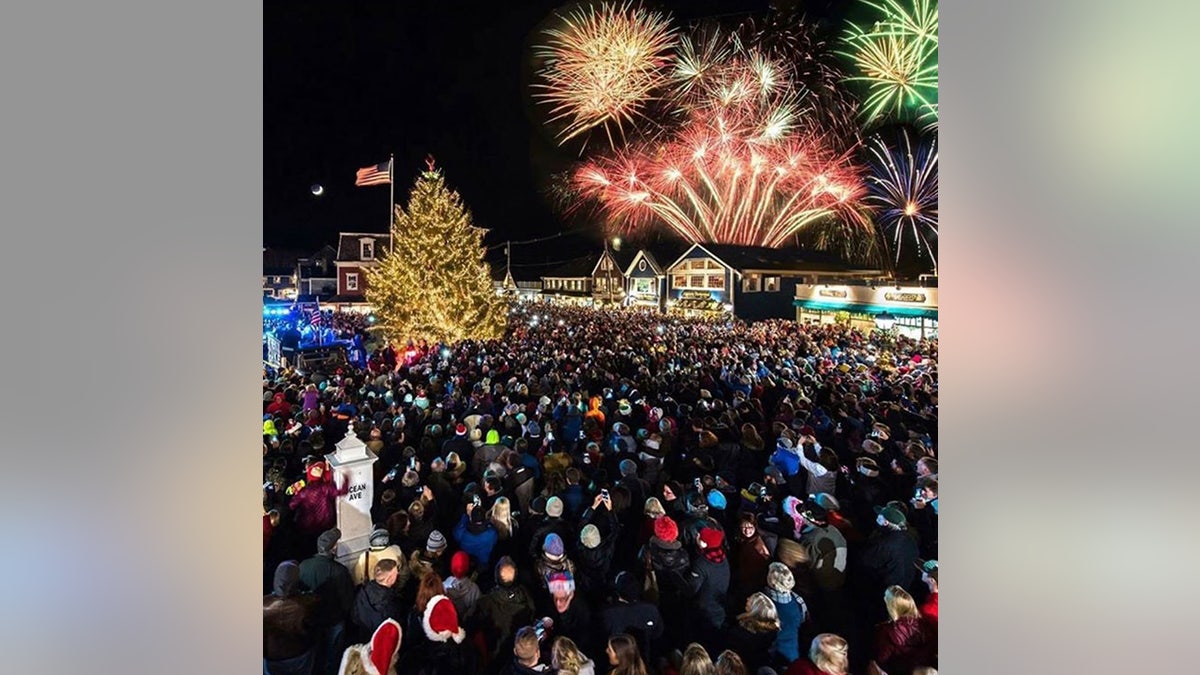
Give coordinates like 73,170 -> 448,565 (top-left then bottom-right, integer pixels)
365,161 -> 507,344
533,1 -> 676,148
841,0 -> 938,128
865,129 -> 938,271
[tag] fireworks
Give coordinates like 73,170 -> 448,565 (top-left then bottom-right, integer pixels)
865,129 -> 938,270
574,29 -> 871,249
532,1 -> 676,148
842,0 -> 939,128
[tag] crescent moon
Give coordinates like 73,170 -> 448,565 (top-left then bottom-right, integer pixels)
311,184 -> 324,196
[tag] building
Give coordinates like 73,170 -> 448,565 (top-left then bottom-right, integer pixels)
592,246 -> 635,307
492,264 -> 543,300
330,232 -> 392,311
539,256 -> 595,306
262,247 -> 303,300
622,241 -> 690,313
664,243 -> 880,322
296,244 -> 337,299
794,277 -> 938,339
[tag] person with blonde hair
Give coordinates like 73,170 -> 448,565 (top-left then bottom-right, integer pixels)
783,633 -> 849,675
605,634 -> 648,675
871,586 -> 935,675
678,643 -> 714,675
724,592 -> 780,674
552,636 -> 597,675
764,561 -> 808,666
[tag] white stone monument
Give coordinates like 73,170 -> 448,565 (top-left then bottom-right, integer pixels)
325,425 -> 378,567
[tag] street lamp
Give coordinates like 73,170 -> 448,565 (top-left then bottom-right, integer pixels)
875,312 -> 896,331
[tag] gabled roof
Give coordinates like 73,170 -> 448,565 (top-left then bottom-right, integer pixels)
667,243 -> 874,276
263,248 -> 304,276
336,232 -> 392,262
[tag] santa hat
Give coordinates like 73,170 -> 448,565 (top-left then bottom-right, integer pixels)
369,619 -> 402,675
422,595 -> 466,643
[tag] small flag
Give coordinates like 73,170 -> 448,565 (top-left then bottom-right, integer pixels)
355,159 -> 392,187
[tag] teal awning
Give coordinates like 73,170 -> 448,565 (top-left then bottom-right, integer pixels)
793,298 -> 938,319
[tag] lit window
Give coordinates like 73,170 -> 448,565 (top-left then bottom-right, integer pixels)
361,240 -> 374,260
765,276 -> 780,292
707,275 -> 724,290
744,274 -> 762,292
346,272 -> 359,291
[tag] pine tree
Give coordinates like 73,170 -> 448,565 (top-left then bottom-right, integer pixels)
366,161 -> 507,344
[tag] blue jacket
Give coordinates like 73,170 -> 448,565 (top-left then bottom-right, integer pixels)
770,445 -> 801,477
453,515 -> 498,569
767,589 -> 807,663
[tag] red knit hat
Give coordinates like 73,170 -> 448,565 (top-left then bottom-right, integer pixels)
654,515 -> 679,543
369,619 -> 402,675
698,527 -> 724,550
422,595 -> 465,643
450,551 -> 471,579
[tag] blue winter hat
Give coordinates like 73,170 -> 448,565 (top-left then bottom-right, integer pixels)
527,421 -> 542,438
706,490 -> 727,510
542,533 -> 565,558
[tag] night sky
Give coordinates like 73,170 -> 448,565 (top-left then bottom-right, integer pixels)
265,0 -> 855,265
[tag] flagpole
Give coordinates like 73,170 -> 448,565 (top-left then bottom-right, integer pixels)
388,153 -> 395,254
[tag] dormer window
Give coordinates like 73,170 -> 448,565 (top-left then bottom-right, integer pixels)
360,239 -> 374,260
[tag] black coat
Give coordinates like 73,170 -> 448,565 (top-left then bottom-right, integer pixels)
858,529 -> 921,596
475,583 -> 536,659
722,623 -> 779,675
683,554 -> 730,631
350,580 -> 405,644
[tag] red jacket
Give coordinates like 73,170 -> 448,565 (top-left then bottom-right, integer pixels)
922,592 -> 938,623
874,617 -> 936,675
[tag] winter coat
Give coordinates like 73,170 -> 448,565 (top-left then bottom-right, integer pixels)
443,575 -> 481,622
799,523 -> 848,592
298,552 -> 356,630
769,446 -> 801,478
289,479 -> 350,536
858,529 -> 921,596
453,515 -> 499,569
645,538 -> 691,597
475,581 -> 536,658
599,600 -> 665,644
263,589 -> 318,660
351,545 -> 409,588
534,554 -> 576,592
549,594 -> 596,655
873,617 -> 936,675
683,553 -> 730,630
349,581 -> 404,644
723,623 -> 779,675
766,588 -> 808,664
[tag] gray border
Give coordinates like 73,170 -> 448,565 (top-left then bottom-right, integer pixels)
0,2 -> 261,673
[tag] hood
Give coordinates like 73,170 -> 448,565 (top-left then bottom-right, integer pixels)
272,560 -> 300,597
589,396 -> 602,412
274,392 -> 286,403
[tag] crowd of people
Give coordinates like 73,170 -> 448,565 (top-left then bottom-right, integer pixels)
264,303 -> 938,675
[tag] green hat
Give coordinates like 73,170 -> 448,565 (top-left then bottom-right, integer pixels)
874,504 -> 907,527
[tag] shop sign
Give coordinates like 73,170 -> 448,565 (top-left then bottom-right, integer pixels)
885,291 -> 927,303
818,288 -> 848,298
680,290 -> 714,301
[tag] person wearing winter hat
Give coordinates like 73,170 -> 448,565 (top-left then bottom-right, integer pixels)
299,528 -> 356,675
443,551 -> 482,622
854,505 -> 920,625
349,559 -> 406,645
476,557 -> 537,661
264,560 -> 319,674
352,528 -> 409,588
527,498 -> 570,562
546,570 -> 596,656
409,530 -> 449,581
453,499 -> 499,570
336,618 -> 402,675
422,594 -> 466,643
289,463 -> 351,539
535,532 -> 576,591
682,527 -> 730,642
763,562 -> 808,666
797,497 -> 849,595
598,570 -> 665,662
914,559 -> 938,624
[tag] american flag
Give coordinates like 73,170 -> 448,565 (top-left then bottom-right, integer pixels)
355,159 -> 392,187
309,309 -> 322,326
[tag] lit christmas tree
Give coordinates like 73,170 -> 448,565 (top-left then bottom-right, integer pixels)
366,157 -> 507,344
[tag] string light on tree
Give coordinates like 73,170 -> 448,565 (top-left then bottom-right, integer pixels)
365,157 -> 507,344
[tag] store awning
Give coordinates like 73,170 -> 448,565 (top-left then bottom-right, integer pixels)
793,298 -> 937,319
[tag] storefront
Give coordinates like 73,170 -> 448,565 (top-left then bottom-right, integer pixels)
668,289 -> 731,317
794,284 -> 938,339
